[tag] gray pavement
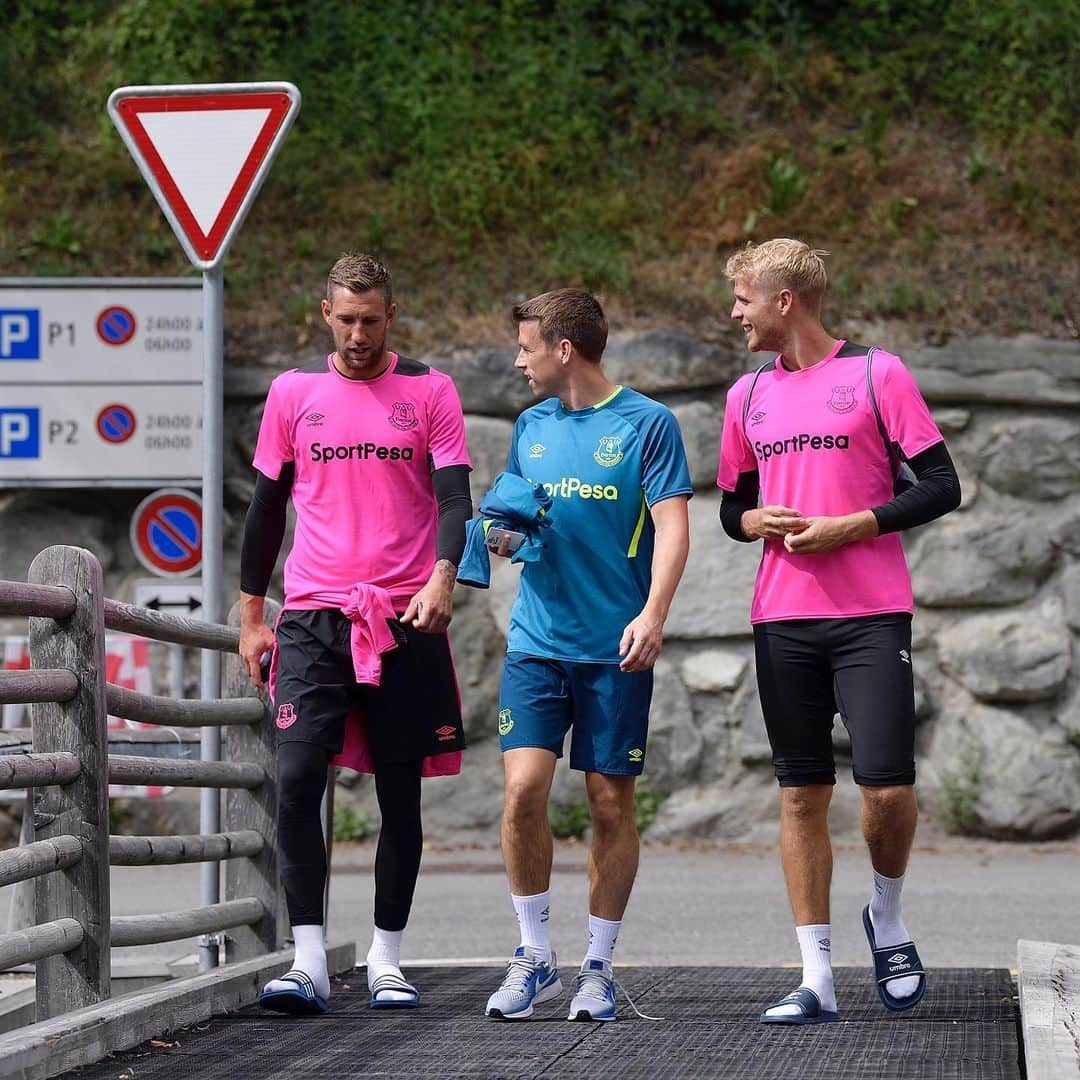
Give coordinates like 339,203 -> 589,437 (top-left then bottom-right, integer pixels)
95,836 -> 1080,973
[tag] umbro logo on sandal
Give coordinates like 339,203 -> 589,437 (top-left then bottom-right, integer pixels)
887,953 -> 910,965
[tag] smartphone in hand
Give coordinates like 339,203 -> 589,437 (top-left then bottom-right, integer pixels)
486,526 -> 526,554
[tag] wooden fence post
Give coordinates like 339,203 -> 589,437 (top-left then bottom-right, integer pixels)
27,545 -> 110,1017
222,599 -> 285,962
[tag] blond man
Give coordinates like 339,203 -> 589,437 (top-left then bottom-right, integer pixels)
716,240 -> 960,1023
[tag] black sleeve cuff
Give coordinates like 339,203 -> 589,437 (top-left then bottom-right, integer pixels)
433,464 -> 472,567
240,464 -> 293,596
871,441 -> 961,535
719,471 -> 760,542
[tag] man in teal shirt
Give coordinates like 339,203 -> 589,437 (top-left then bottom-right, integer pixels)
484,289 -> 692,1022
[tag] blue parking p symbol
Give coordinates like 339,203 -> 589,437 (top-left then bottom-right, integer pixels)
0,409 -> 40,458
0,310 -> 40,360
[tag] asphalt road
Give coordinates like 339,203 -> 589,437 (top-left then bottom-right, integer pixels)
93,837 -> 1080,974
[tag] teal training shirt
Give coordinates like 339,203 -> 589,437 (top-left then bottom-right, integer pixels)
505,385 -> 693,663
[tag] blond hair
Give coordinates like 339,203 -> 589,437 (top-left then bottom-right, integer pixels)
512,288 -> 608,363
326,252 -> 393,307
724,239 -> 829,309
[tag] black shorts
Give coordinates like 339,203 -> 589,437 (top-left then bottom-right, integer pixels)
753,613 -> 915,788
273,609 -> 465,764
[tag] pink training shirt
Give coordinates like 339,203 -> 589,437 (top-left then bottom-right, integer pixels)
717,340 -> 943,623
253,352 -> 471,610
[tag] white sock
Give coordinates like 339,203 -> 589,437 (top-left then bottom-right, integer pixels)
366,926 -> 413,1002
869,869 -> 920,999
512,890 -> 552,965
263,923 -> 329,1001
584,914 -> 620,969
764,924 -> 836,1018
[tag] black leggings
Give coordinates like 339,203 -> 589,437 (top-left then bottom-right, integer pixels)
277,742 -> 424,931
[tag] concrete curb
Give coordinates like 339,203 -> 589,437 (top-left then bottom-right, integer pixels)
1017,938 -> 1080,1080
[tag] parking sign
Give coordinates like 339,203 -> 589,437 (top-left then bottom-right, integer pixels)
0,408 -> 40,458
0,310 -> 40,360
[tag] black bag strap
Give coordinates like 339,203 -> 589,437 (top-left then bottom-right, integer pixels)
741,360 -> 773,437
865,347 -> 907,474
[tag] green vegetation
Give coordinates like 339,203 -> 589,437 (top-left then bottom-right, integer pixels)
549,799 -> 592,841
1,1 -> 1076,352
332,803 -> 370,844
108,797 -> 134,836
938,744 -> 983,835
548,784 -> 667,839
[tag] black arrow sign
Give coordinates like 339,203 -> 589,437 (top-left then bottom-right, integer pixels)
145,596 -> 202,613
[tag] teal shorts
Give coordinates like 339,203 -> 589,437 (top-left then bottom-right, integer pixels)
497,651 -> 653,776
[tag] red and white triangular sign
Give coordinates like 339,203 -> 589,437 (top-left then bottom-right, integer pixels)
108,82 -> 301,271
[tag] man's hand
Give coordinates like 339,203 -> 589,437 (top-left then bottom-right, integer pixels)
239,619 -> 275,689
618,608 -> 665,672
401,559 -> 456,633
783,511 -> 878,554
741,505 -> 808,540
486,530 -> 519,559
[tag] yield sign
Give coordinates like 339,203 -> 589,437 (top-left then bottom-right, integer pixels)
107,82 -> 301,271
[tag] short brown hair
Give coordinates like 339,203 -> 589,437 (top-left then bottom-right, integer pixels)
326,252 -> 393,307
512,289 -> 608,363
724,239 -> 829,310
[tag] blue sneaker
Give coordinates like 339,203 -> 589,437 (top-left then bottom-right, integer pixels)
485,946 -> 562,1020
568,959 -> 616,1021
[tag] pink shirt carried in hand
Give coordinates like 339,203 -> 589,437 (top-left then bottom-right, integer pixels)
253,352 -> 471,611
717,341 -> 944,624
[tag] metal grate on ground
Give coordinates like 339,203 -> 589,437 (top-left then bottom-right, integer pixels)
62,966 -> 1022,1080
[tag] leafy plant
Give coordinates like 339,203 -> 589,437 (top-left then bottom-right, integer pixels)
938,745 -> 983,835
765,153 -> 808,215
549,800 -> 591,840
333,804 -> 370,843
633,784 -> 667,832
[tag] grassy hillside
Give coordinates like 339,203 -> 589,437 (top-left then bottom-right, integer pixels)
1,0 -> 1077,360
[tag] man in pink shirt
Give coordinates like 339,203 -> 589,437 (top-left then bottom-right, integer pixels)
717,239 -> 960,1024
238,253 -> 472,1014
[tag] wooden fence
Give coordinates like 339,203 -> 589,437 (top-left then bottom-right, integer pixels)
0,544 -> 287,1024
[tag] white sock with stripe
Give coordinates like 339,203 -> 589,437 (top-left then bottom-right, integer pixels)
584,914 -> 620,970
512,890 -> 552,965
367,926 -> 414,1002
869,869 -> 920,998
263,923 -> 329,1001
764,924 -> 836,1017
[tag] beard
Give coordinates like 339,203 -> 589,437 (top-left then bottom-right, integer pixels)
337,331 -> 389,376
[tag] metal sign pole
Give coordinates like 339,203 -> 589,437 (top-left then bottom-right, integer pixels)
108,80 -> 300,974
198,263 -> 224,971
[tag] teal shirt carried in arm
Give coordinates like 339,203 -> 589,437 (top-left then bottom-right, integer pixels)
505,385 -> 693,663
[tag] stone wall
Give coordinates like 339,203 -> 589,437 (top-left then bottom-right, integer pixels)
1,333 -> 1077,843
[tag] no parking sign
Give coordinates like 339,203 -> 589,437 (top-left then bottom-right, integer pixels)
130,487 -> 202,577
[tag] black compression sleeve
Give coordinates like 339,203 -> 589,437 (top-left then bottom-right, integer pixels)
871,441 -> 961,535
432,464 -> 472,567
720,471 -> 760,542
239,464 -> 293,596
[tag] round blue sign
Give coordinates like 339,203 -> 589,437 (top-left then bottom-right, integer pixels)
96,306 -> 137,346
96,403 -> 136,444
131,489 -> 203,576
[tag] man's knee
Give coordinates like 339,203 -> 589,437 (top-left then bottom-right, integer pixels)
587,779 -> 635,837
780,784 -> 832,823
503,774 -> 551,826
277,742 -> 330,815
861,783 -> 916,815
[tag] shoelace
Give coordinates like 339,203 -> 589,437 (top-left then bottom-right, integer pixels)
498,953 -> 541,993
574,969 -> 665,1022
613,973 -> 665,1022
